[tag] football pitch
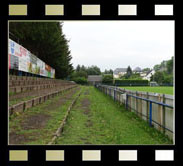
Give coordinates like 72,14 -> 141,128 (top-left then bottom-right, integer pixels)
120,86 -> 173,95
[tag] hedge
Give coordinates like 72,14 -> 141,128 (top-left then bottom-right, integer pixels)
114,79 -> 149,86
72,77 -> 88,85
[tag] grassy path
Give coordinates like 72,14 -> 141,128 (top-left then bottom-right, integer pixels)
120,86 -> 173,95
55,86 -> 172,145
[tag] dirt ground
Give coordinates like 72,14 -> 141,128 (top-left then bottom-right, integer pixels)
9,87 -> 80,145
80,90 -> 93,144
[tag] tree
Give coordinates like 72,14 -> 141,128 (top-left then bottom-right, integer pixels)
152,57 -> 174,85
153,71 -> 164,84
167,57 -> 173,74
87,65 -> 101,75
130,73 -> 142,80
142,68 -> 151,72
76,65 -> 81,72
104,69 -> 113,74
162,74 -> 173,84
71,70 -> 87,79
9,22 -> 73,79
154,64 -> 161,71
125,66 -> 132,79
102,74 -> 113,84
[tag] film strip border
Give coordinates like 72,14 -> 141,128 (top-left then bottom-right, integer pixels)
7,149 -> 175,162
6,1 -> 175,19
2,1 -> 178,166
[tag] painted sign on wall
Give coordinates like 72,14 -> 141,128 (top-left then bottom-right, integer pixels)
8,39 -> 55,78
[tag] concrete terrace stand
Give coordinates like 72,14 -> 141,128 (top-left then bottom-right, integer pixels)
9,75 -> 74,94
9,75 -> 78,115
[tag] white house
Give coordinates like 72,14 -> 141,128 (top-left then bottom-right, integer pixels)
113,68 -> 127,78
143,70 -> 155,81
140,72 -> 147,77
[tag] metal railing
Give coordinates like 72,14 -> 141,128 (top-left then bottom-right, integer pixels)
95,84 -> 174,135
126,93 -> 173,132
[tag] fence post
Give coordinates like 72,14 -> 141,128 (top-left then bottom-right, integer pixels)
130,92 -> 132,112
136,91 -> 138,115
158,94 -> 163,131
139,93 -> 142,118
126,94 -> 128,110
117,91 -> 119,103
114,89 -> 116,101
146,92 -> 149,122
128,92 -> 131,111
119,92 -> 122,105
162,94 -> 166,134
149,101 -> 152,126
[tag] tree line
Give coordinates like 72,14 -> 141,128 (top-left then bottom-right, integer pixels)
9,22 -> 73,79
70,65 -> 114,84
152,57 -> 173,85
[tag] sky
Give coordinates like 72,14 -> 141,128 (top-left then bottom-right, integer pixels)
62,21 -> 174,72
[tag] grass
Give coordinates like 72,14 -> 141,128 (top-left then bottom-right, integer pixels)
9,96 -> 34,106
55,86 -> 172,145
9,88 -> 81,145
9,91 -> 16,96
120,86 -> 173,95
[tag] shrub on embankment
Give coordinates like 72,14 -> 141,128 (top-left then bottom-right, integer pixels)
102,74 -> 113,85
72,77 -> 88,85
114,79 -> 149,86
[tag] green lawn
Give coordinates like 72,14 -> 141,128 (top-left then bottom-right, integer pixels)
55,86 -> 172,145
120,86 -> 173,95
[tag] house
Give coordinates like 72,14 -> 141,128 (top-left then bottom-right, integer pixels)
140,72 -> 147,77
143,70 -> 155,81
87,75 -> 102,85
133,67 -> 142,73
113,68 -> 127,78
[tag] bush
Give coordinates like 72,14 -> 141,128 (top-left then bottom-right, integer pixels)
153,71 -> 173,84
114,79 -> 149,86
102,74 -> 113,85
70,71 -> 87,79
72,77 -> 88,85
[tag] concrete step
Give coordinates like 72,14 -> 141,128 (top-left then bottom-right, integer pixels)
9,83 -> 75,94
9,79 -> 72,87
9,85 -> 78,116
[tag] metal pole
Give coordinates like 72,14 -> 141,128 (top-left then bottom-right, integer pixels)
149,101 -> 152,126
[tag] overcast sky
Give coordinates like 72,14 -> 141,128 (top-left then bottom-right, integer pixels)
62,21 -> 174,72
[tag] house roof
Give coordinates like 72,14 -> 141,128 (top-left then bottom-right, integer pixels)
146,69 -> 153,76
113,68 -> 127,74
87,75 -> 102,82
133,67 -> 141,72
